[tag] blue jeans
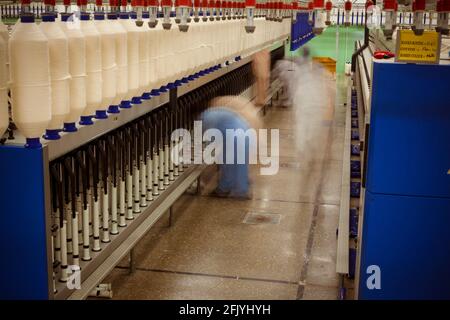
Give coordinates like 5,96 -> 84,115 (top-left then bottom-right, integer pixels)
201,108 -> 250,195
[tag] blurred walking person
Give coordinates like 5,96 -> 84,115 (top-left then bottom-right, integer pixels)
272,46 -> 311,107
252,50 -> 271,107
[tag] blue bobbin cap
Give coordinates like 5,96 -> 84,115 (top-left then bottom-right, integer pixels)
94,12 -> 105,20
142,92 -> 152,100
108,105 -> 120,114
95,110 -> 108,119
79,115 -> 94,125
174,80 -> 182,87
159,86 -> 168,93
44,129 -> 61,140
130,12 -> 137,19
63,122 -> 78,132
119,12 -> 130,19
107,13 -> 118,20
120,100 -> 132,108
167,83 -> 176,90
143,11 -> 150,19
132,96 -> 142,104
151,89 -> 160,96
80,13 -> 91,21
25,138 -> 42,149
20,13 -> 35,23
181,77 -> 189,84
41,13 -> 56,22
61,13 -> 73,22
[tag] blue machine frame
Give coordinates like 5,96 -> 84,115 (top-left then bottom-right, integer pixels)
0,146 -> 52,299
358,61 -> 450,299
290,12 -> 315,51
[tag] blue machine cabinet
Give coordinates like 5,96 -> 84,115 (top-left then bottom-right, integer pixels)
0,146 -> 52,299
290,12 -> 315,51
358,61 -> 450,299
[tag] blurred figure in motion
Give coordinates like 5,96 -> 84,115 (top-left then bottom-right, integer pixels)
294,46 -> 311,66
292,47 -> 335,158
252,50 -> 271,106
272,46 -> 311,107
201,96 -> 261,200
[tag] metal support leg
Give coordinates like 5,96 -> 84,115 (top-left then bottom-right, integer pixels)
196,176 -> 201,195
129,249 -> 136,275
168,206 -> 173,228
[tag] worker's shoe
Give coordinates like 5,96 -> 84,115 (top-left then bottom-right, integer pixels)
229,192 -> 252,201
210,188 -> 231,198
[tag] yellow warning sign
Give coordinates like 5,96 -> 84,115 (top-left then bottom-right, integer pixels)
395,30 -> 441,64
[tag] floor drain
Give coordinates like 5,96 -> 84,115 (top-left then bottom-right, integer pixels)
243,212 -> 281,225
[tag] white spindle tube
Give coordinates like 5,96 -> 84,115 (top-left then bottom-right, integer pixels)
173,137 -> 179,176
133,164 -> 141,213
111,186 -> 119,234
159,147 -> 165,190
72,213 -> 79,266
164,143 -> 170,185
59,221 -> 68,282
51,235 -> 57,293
77,196 -> 82,237
152,150 -> 159,195
140,160 -> 147,207
119,179 -> 127,226
92,199 -> 101,251
66,205 -> 73,254
146,155 -> 153,201
54,210 -> 61,262
126,170 -> 134,220
102,191 -> 110,243
169,139 -> 175,180
82,207 -> 91,261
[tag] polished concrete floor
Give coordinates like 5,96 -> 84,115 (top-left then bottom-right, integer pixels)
104,71 -> 349,300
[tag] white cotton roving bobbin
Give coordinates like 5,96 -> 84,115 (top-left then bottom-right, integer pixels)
130,13 -> 149,100
93,12 -> 117,114
59,13 -> 87,130
39,13 -> 70,137
119,12 -> 140,103
152,21 -> 165,92
79,12 -> 102,123
10,16 -> 51,146
107,13 -> 128,108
